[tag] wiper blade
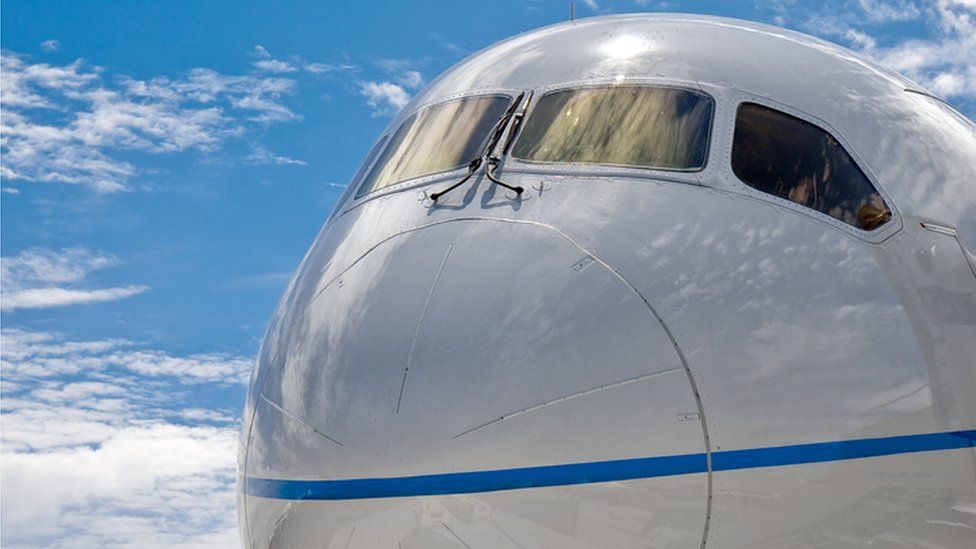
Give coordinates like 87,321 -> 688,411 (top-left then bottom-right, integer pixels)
483,91 -> 532,197
428,92 -> 525,203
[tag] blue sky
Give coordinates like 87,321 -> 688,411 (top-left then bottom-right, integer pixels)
1,1 -> 974,546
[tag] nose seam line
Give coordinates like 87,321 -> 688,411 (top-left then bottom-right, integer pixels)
396,241 -> 455,414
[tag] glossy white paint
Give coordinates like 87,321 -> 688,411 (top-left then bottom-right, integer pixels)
239,14 -> 976,548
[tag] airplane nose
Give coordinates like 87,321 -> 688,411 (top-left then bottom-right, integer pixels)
245,218 -> 709,547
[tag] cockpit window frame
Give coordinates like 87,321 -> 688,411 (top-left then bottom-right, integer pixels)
723,92 -> 901,242
327,132 -> 390,221
350,91 -> 518,201
506,81 -> 717,175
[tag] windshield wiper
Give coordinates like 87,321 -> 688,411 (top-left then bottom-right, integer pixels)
427,157 -> 483,203
485,92 -> 532,196
485,156 -> 522,195
428,92 -> 526,203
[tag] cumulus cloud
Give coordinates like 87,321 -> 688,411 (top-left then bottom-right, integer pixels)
40,39 -> 61,52
0,50 -> 302,192
253,58 -> 297,73
794,1 -> 976,108
866,0 -> 976,100
396,70 -> 425,89
359,80 -> 410,116
1,248 -> 148,312
0,327 -> 249,547
359,59 -> 426,116
251,45 -> 298,73
376,59 -> 425,90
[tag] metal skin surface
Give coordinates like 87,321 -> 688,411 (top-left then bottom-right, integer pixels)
239,14 -> 976,548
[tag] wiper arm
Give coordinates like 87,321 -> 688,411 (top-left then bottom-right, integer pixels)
428,157 -> 482,203
485,156 -> 523,195
428,92 -> 526,203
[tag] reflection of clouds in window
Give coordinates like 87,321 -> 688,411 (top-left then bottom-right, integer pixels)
513,86 -> 712,171
357,95 -> 510,196
731,103 -> 892,231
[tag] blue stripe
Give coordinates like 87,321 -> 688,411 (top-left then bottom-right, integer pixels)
712,430 -> 975,471
246,430 -> 975,500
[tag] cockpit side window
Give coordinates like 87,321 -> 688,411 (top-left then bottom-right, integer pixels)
331,134 -> 388,216
511,86 -> 713,171
732,103 -> 892,231
356,94 -> 512,197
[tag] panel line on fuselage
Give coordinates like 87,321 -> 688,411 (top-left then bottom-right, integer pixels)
452,367 -> 684,439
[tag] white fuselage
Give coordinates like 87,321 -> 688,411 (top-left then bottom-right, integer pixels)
238,14 -> 976,548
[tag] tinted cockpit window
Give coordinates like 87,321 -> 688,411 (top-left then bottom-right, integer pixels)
732,103 -> 892,231
356,95 -> 511,196
512,86 -> 713,170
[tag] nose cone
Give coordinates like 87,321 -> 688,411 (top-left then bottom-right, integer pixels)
244,219 -> 708,547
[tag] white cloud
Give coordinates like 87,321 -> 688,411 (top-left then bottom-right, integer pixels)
40,39 -> 61,52
178,407 -> 238,423
254,58 -> 298,73
1,248 -> 148,312
0,328 -> 252,384
791,1 -> 976,108
303,61 -> 356,74
303,62 -> 331,74
253,44 -> 353,76
844,28 -> 879,49
2,247 -> 116,284
245,143 -> 307,166
376,59 -> 425,90
2,286 -> 149,311
0,51 -> 302,192
0,327 -> 248,547
250,45 -> 298,73
2,420 -> 239,547
1,187 -> 20,194
856,0 -> 921,22
113,349 -> 252,383
861,1 -> 976,101
359,80 -> 410,116
396,70 -> 425,89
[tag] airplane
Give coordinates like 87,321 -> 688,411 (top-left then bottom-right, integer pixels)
237,13 -> 976,548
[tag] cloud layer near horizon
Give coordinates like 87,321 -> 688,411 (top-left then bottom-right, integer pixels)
0,327 -> 251,547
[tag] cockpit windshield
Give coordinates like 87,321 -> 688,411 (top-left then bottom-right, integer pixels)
512,86 -> 713,171
356,94 -> 512,197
